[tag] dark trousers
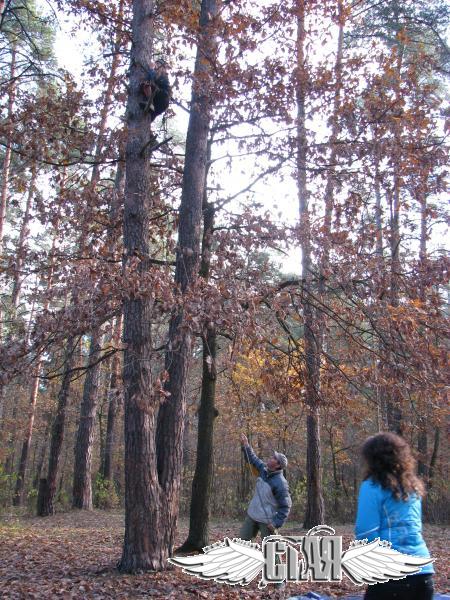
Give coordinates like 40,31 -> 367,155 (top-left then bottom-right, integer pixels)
239,515 -> 276,540
364,574 -> 434,600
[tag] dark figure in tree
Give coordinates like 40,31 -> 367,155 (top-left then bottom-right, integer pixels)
141,62 -> 171,121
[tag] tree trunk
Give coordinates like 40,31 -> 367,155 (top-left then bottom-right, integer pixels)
13,367 -> 40,505
32,421 -> 50,490
328,428 -> 341,517
0,45 -> 17,418
296,0 -> 324,529
37,337 -> 77,516
417,421 -> 428,478
180,329 -> 217,551
101,314 -> 123,481
0,45 -> 16,251
178,187 -> 218,552
386,169 -> 402,436
72,330 -> 102,509
11,164 -> 37,309
374,145 -> 384,261
8,165 -> 38,505
372,128 -> 390,429
155,0 -> 217,556
417,182 -> 429,477
118,0 -> 162,572
13,195 -> 60,505
119,0 -> 217,571
428,427 -> 440,490
321,0 -> 343,267
91,0 -> 125,184
100,157 -> 125,481
71,3 -> 125,508
386,41 -> 404,435
318,7 -> 344,522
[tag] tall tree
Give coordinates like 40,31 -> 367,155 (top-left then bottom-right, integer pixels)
177,140 -> 218,551
118,0 -> 162,571
12,198 -> 59,506
295,0 -> 324,528
155,0 -> 218,558
72,330 -> 103,509
100,155 -> 125,483
119,0 -> 218,571
100,313 -> 123,482
37,336 -> 78,516
0,44 -> 16,255
71,1 -> 126,508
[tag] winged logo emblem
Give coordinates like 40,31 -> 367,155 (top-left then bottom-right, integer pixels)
169,538 -> 264,585
169,527 -> 433,588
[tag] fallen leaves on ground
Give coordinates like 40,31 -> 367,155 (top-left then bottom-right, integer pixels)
0,511 -> 448,599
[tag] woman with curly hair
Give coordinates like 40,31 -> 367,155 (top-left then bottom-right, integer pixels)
355,432 -> 434,599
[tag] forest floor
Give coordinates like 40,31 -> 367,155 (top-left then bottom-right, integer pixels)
0,510 -> 448,599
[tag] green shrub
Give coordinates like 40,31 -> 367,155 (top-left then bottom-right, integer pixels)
0,466 -> 16,509
56,488 -> 70,510
94,474 -> 119,509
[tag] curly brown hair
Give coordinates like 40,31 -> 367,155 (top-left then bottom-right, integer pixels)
362,432 -> 425,500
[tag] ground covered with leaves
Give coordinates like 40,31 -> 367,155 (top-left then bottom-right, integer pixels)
0,511 -> 448,599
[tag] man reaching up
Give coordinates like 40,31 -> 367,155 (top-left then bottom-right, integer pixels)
240,433 -> 292,541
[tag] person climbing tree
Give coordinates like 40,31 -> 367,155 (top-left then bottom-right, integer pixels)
141,61 -> 171,121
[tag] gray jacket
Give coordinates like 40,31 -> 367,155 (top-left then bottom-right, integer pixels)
243,444 -> 292,528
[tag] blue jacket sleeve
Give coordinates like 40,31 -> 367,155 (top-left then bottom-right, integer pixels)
147,68 -> 157,81
271,479 -> 292,528
355,480 -> 382,541
242,444 -> 265,475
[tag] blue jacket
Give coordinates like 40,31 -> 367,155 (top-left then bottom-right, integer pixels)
242,444 -> 291,528
355,479 -> 434,575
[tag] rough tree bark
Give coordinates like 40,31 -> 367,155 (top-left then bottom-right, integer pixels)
416,172 -> 430,478
178,147 -> 218,551
0,45 -> 16,251
37,336 -> 78,516
3,164 -> 36,489
71,4 -> 125,508
0,44 -> 17,421
101,159 -> 125,481
317,5 -> 344,515
13,205 -> 60,505
372,127 -> 390,431
13,370 -> 40,505
182,326 -> 217,548
118,0 -> 162,572
386,18 -> 404,435
11,163 -> 36,309
296,0 -> 324,529
10,164 -> 38,504
119,0 -> 218,571
101,313 -> 123,481
72,330 -> 103,509
32,419 -> 50,490
155,0 -> 218,557
3,294 -> 37,479
427,427 -> 440,489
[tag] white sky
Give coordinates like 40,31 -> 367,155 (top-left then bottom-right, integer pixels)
49,5 -> 447,279
50,5 -> 303,275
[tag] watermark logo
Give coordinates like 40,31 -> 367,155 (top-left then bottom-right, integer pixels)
169,525 -> 433,588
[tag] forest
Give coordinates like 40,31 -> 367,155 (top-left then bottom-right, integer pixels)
0,0 -> 448,598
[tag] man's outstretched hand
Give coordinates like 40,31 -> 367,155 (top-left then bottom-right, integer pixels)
240,433 -> 249,446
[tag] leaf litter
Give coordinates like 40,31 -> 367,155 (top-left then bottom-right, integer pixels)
0,512 -> 448,599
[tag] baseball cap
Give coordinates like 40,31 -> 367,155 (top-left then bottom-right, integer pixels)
273,451 -> 288,469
